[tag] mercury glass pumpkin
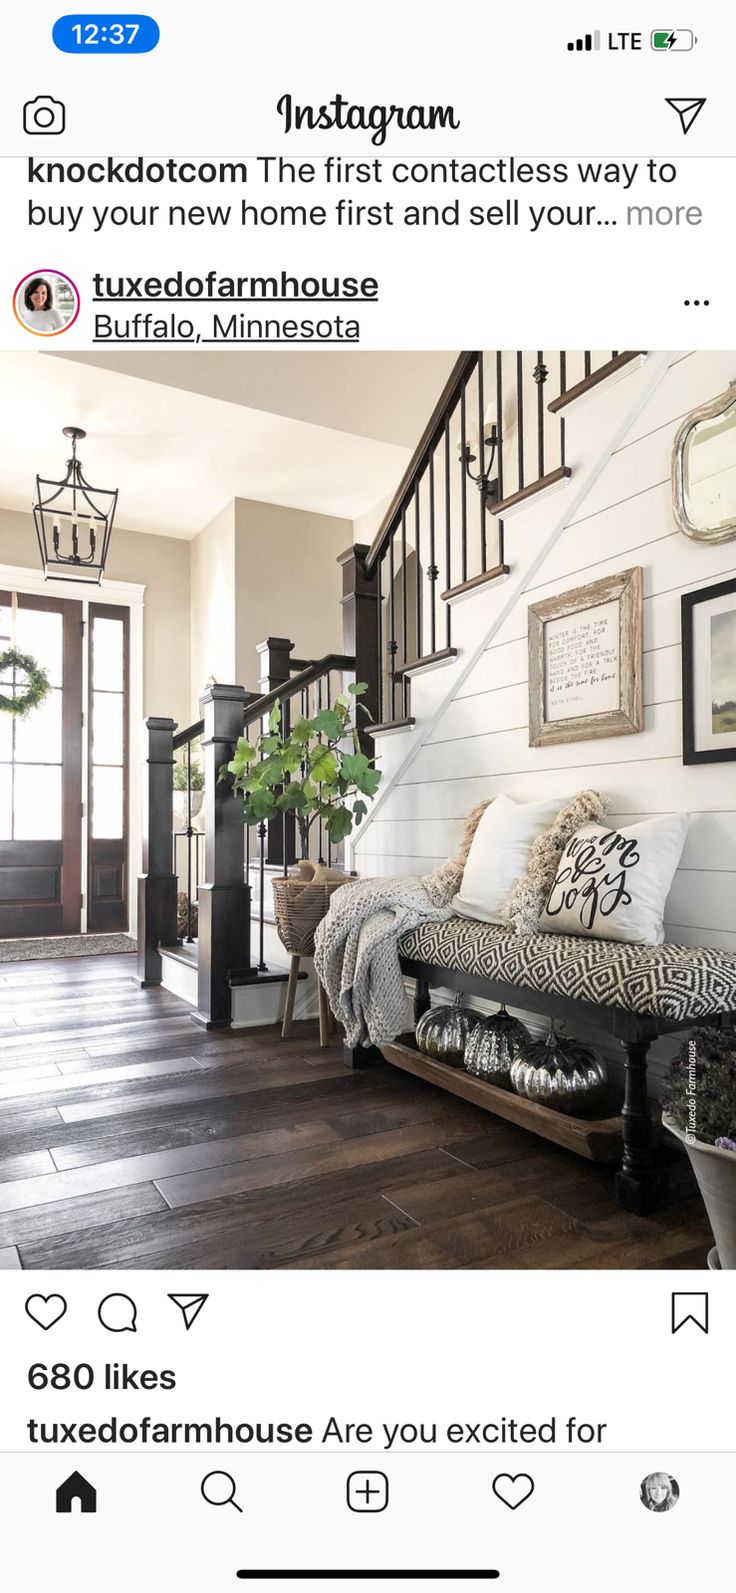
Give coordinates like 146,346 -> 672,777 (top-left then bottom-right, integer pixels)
415,993 -> 478,1068
510,1023 -> 607,1114
464,1007 -> 530,1088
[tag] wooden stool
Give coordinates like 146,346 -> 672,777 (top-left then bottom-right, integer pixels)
282,953 -> 333,1047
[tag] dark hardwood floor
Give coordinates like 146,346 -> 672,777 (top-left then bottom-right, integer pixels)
0,952 -> 713,1270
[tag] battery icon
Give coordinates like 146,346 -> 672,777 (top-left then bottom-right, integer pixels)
651,29 -> 696,50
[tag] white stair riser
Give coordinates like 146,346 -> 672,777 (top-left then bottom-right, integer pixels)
160,920 -> 320,1029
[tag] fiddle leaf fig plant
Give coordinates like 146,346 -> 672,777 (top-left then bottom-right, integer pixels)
220,681 -> 381,858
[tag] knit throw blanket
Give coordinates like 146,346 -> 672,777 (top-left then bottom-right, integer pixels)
313,873 -> 454,1049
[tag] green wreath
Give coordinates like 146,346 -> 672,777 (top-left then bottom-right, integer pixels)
0,649 -> 52,718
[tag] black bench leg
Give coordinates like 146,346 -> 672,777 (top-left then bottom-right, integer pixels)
615,1039 -> 664,1214
414,977 -> 431,1026
342,1040 -> 381,1069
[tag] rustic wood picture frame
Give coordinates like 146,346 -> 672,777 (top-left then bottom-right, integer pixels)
528,566 -> 644,747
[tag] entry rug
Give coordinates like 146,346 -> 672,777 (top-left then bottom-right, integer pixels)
0,933 -> 136,962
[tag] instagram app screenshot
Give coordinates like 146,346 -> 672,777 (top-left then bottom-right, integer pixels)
0,3 -> 734,1588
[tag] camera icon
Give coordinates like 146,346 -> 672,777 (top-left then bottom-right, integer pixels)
23,95 -> 66,135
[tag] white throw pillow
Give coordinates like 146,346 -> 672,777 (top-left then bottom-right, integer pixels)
452,793 -> 567,924
538,815 -> 690,944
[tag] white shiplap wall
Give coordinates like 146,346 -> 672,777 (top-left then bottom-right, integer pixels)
354,350 -> 736,1080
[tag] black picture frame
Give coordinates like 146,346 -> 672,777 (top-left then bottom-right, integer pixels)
681,575 -> 736,764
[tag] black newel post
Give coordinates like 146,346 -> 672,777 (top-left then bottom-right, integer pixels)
338,543 -> 380,751
256,636 -> 295,868
194,684 -> 252,1029
137,716 -> 178,988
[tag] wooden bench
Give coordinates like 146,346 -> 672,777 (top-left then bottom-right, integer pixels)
343,916 -> 736,1215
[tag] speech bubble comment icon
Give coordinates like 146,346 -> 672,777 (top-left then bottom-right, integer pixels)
98,1293 -> 137,1332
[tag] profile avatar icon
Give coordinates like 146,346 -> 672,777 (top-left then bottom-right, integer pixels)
13,269 -> 79,336
640,1471 -> 680,1512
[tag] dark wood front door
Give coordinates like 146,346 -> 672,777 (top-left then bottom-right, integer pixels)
87,602 -> 129,931
0,591 -> 83,936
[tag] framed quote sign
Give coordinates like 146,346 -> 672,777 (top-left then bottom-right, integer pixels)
528,566 -> 644,747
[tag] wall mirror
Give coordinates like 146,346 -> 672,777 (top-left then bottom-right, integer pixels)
672,382 -> 736,543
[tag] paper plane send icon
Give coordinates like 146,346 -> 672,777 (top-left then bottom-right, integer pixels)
666,97 -> 706,135
168,1293 -> 209,1330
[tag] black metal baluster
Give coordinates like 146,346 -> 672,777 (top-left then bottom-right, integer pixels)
584,351 -> 592,377
376,548 -> 383,726
326,671 -> 333,867
443,416 -> 451,645
495,351 -> 505,576
559,350 -> 567,470
316,675 -> 325,864
460,383 -> 468,583
388,529 -> 397,719
300,686 -> 308,858
533,352 -> 548,480
428,456 -> 436,654
186,739 -> 193,942
401,506 -> 408,714
258,818 -> 266,970
478,353 -> 487,572
516,350 -> 524,492
414,484 -> 422,665
495,351 -> 504,505
257,720 -> 267,968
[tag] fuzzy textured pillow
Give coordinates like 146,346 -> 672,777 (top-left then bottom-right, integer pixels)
422,798 -> 494,907
451,793 -> 569,924
502,788 -> 609,935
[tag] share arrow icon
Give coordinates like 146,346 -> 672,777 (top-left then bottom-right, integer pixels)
665,97 -> 706,135
168,1293 -> 209,1330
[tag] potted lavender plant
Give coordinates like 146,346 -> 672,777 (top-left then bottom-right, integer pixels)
662,1026 -> 736,1269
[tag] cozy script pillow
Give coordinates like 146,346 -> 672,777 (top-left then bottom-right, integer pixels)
452,793 -> 567,924
537,815 -> 690,945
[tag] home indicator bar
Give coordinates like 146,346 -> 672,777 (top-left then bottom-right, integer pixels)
236,1575 -> 501,1583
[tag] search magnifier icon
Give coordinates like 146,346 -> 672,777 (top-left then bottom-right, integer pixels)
201,1470 -> 243,1512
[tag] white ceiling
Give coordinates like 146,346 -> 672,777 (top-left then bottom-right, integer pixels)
57,351 -> 457,448
0,351 -> 457,539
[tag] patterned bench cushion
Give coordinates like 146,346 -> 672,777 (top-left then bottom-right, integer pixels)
399,917 -> 736,1024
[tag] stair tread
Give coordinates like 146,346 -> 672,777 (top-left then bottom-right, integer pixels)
371,716 -> 416,736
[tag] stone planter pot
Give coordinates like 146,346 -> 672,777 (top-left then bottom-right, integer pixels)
663,1114 -> 736,1270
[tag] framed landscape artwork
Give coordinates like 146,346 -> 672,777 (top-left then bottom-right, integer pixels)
682,575 -> 736,764
528,566 -> 644,747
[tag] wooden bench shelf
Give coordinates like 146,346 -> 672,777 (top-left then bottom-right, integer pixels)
380,1036 -> 628,1162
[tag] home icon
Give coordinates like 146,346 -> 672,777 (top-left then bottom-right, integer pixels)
56,1471 -> 97,1514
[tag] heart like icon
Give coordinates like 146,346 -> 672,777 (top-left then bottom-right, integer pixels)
492,1473 -> 535,1510
25,1293 -> 67,1331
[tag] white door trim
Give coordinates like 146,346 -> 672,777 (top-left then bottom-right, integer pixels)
0,563 -> 145,936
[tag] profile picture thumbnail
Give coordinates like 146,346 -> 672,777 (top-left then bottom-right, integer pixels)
13,269 -> 79,336
640,1472 -> 680,1512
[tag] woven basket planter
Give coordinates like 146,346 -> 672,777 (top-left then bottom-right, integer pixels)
272,876 -> 346,957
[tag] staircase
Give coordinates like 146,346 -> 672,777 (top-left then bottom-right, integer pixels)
137,348 -> 652,1028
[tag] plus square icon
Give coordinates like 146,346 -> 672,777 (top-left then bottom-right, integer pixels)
347,1471 -> 389,1512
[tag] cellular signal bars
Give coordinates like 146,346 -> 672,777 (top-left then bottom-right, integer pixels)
567,31 -> 601,51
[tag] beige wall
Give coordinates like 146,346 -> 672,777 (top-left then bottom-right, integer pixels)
188,495 -> 351,714
233,498 -> 352,695
189,501 -> 237,711
0,507 -> 191,733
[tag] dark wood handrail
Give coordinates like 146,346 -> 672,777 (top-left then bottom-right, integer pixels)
364,350 -> 479,574
243,653 -> 355,726
173,719 -> 203,750
172,654 -> 356,751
